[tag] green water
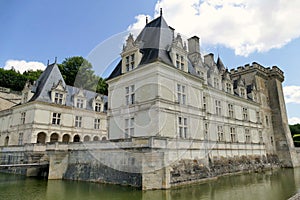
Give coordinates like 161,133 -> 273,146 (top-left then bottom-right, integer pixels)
0,168 -> 300,200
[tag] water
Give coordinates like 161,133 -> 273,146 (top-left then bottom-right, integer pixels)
0,168 -> 300,200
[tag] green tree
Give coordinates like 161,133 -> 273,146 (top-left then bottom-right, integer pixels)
289,124 -> 300,147
23,69 -> 43,83
0,68 -> 27,91
59,56 -> 107,94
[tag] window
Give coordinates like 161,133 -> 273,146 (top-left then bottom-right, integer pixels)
259,131 -> 263,143
125,85 -> 135,105
226,83 -> 232,93
217,126 -> 224,142
125,54 -> 135,72
215,100 -> 221,116
52,113 -> 61,125
242,108 -> 248,121
18,133 -> 23,145
228,104 -> 234,118
76,98 -> 84,108
177,84 -> 186,105
95,102 -> 101,112
176,54 -> 184,70
265,115 -> 269,126
178,117 -> 188,138
214,78 -> 219,89
54,92 -> 63,104
230,127 -> 237,143
75,116 -> 82,128
204,123 -> 209,140
21,112 -> 26,124
203,96 -> 207,111
256,112 -> 261,123
125,117 -> 134,138
23,92 -> 28,103
245,129 -> 251,143
240,88 -> 245,98
94,118 -> 100,129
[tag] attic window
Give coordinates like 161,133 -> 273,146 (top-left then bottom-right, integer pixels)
126,54 -> 135,72
176,54 -> 184,70
95,102 -> 102,112
54,92 -> 64,104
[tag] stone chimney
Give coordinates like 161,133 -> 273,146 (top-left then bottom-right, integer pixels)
188,36 -> 200,54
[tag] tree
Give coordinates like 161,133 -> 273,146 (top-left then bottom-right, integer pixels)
289,124 -> 300,147
59,56 -> 107,94
23,69 -> 43,83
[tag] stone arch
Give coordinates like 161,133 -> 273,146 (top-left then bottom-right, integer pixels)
4,136 -> 9,146
73,135 -> 80,142
50,133 -> 59,142
37,132 -> 47,144
83,135 -> 91,142
62,134 -> 70,143
101,136 -> 107,141
93,136 -> 99,141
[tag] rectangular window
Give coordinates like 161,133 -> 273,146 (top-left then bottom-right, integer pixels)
226,83 -> 231,93
177,84 -> 186,105
265,115 -> 269,126
76,98 -> 84,108
215,100 -> 221,116
125,117 -> 134,138
245,129 -> 251,143
230,127 -> 237,143
95,102 -> 101,112
21,112 -> 26,124
125,85 -> 135,105
242,108 -> 248,121
94,118 -> 100,129
217,126 -> 224,142
240,88 -> 245,98
178,116 -> 188,138
203,96 -> 207,111
256,112 -> 261,123
18,133 -> 23,145
204,122 -> 209,140
54,92 -> 63,104
52,113 -> 61,125
175,54 -> 184,70
75,116 -> 82,128
125,54 -> 135,72
214,78 -> 219,89
259,131 -> 263,143
228,104 -> 234,118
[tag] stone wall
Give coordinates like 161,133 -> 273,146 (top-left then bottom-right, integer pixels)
170,154 -> 280,186
0,88 -> 21,111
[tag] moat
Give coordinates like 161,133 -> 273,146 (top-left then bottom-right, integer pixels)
1,168 -> 300,200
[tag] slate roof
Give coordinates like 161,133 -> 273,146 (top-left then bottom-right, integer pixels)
29,63 -> 107,111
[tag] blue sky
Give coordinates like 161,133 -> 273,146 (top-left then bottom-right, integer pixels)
1,0 -> 300,124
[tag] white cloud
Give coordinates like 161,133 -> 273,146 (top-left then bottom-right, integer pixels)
289,117 -> 300,125
128,0 -> 300,56
4,60 -> 46,74
283,85 -> 300,104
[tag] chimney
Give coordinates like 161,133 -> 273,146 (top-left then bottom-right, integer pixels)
204,53 -> 215,68
188,36 -> 200,54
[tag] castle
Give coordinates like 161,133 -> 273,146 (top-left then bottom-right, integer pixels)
0,13 -> 298,189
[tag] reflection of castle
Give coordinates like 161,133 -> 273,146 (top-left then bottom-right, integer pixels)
0,63 -> 107,145
0,13 -> 297,167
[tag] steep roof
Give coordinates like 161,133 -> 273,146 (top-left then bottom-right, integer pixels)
30,63 -> 66,102
108,15 -> 174,80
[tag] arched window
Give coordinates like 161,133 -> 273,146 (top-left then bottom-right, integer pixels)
102,136 -> 107,141
4,136 -> 9,146
50,133 -> 59,142
83,135 -> 90,142
62,134 -> 70,143
73,135 -> 80,142
93,136 -> 99,141
37,132 -> 46,144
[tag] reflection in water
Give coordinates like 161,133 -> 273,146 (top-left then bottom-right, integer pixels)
0,168 -> 300,200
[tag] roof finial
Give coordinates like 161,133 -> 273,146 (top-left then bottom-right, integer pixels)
54,57 -> 57,64
47,60 -> 49,66
146,16 -> 148,24
160,8 -> 163,16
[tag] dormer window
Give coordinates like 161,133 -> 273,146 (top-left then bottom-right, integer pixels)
240,88 -> 245,98
226,83 -> 232,93
76,98 -> 84,108
54,92 -> 64,104
176,54 -> 184,70
214,78 -> 220,89
95,102 -> 102,112
125,54 -> 135,72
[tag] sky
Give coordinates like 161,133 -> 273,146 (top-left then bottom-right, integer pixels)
1,0 -> 300,124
